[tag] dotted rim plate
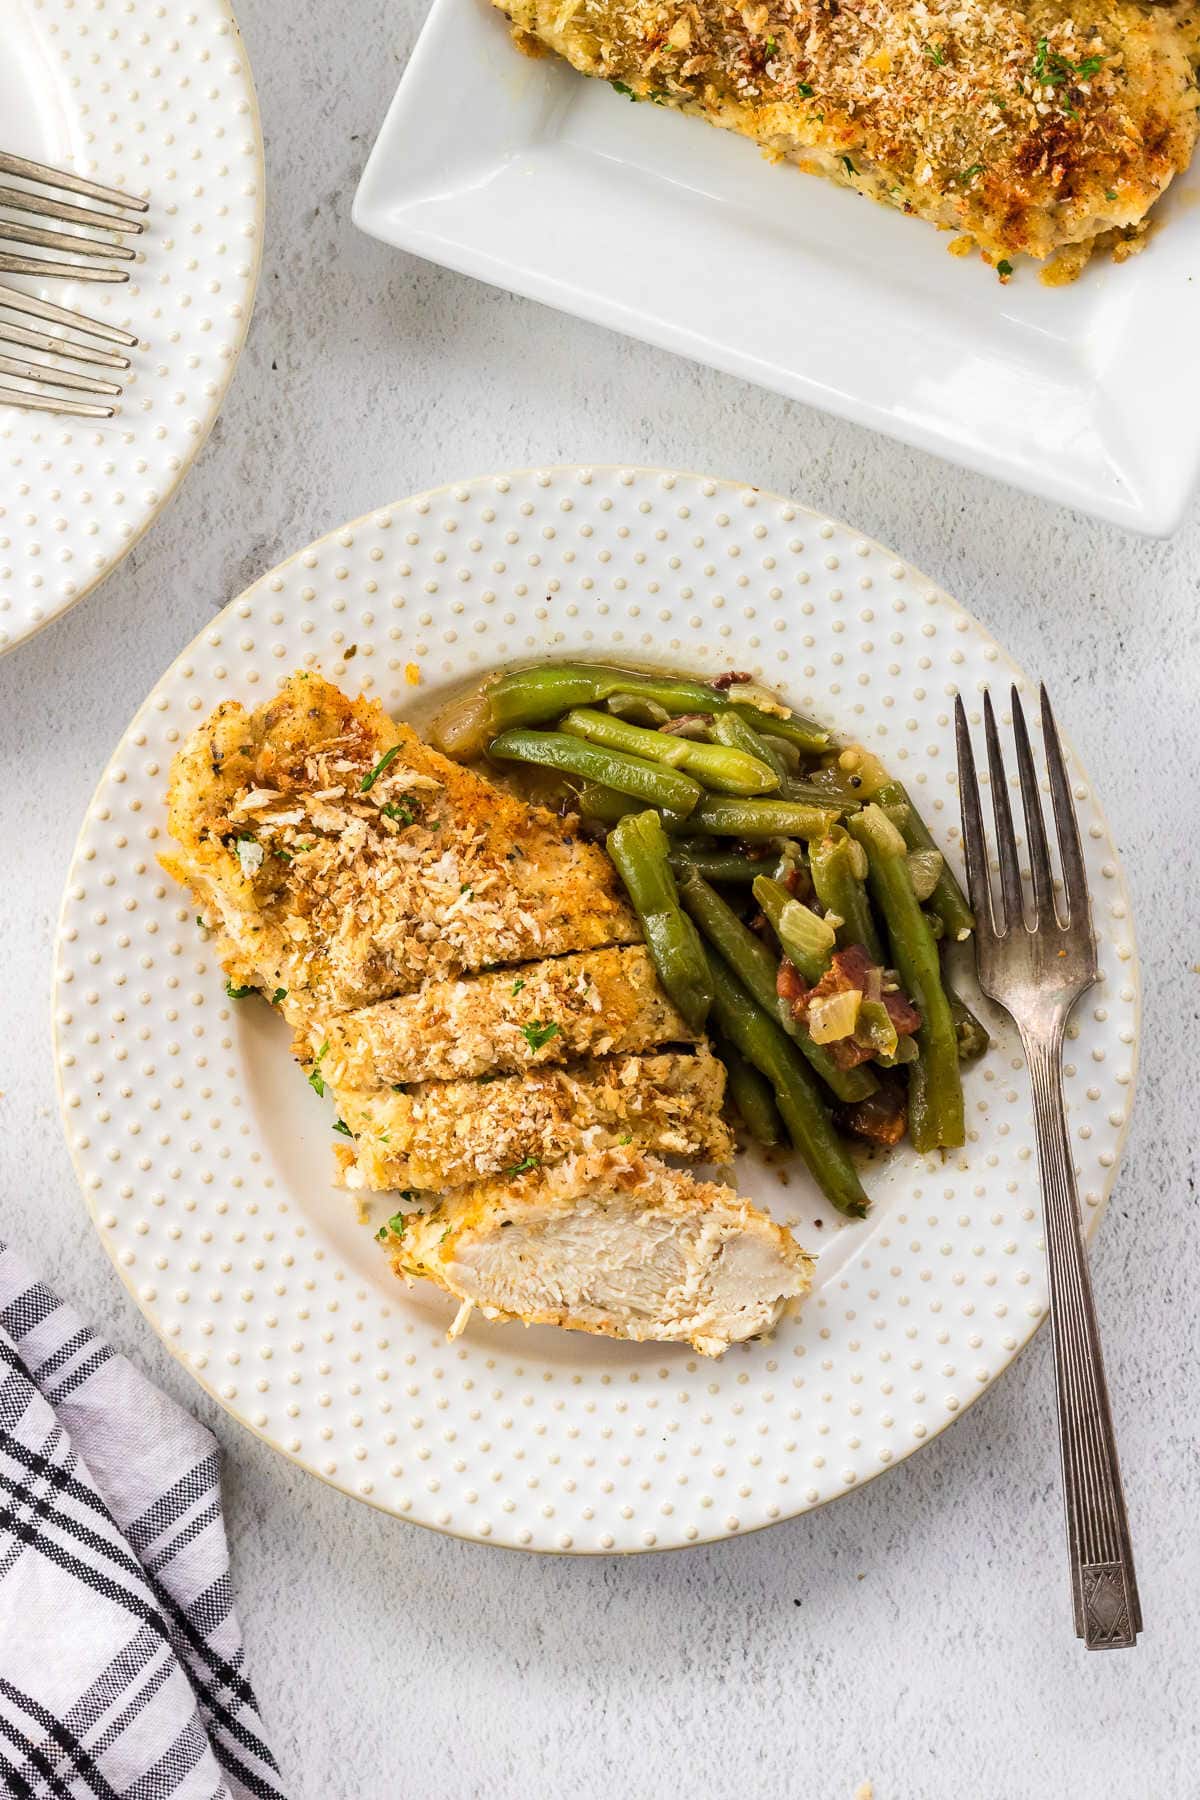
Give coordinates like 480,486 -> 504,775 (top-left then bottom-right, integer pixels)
0,0 -> 264,657
53,468 -> 1140,1553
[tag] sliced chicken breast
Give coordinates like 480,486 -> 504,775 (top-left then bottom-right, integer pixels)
307,945 -> 696,1089
161,671 -> 638,1022
383,1148 -> 812,1356
333,1046 -> 733,1192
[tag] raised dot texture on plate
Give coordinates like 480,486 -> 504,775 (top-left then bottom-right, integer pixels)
0,0 -> 263,656
53,468 -> 1139,1552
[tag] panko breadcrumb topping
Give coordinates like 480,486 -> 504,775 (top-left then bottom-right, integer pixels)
499,0 -> 1199,274
161,672 -> 638,1021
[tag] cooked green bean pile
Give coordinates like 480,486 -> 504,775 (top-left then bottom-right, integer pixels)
434,662 -> 989,1218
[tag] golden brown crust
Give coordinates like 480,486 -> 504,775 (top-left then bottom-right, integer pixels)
306,944 -> 697,1087
334,1046 -> 733,1190
496,0 -> 1199,270
162,671 -> 638,1020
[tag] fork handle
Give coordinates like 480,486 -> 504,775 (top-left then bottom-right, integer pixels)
1025,1030 -> 1142,1649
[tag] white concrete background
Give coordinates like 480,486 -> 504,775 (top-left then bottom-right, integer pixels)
2,2 -> 1198,1795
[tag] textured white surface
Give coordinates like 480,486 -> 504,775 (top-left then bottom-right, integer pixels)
0,0 -> 1197,1790
52,467 -> 1139,1552
0,0 -> 263,654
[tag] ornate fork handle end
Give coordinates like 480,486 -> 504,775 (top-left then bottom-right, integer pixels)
1026,1034 -> 1142,1651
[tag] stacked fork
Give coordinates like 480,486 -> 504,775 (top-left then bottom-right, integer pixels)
0,149 -> 146,419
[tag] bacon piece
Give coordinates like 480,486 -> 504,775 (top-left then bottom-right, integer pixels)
836,1081 -> 907,1147
709,670 -> 753,691
778,944 -> 921,1068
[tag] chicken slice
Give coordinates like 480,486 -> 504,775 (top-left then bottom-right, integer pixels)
161,671 -> 638,1022
306,945 -> 695,1089
382,1148 -> 812,1356
333,1046 -> 733,1192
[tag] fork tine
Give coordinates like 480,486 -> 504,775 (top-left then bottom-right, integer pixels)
0,184 -> 145,235
0,353 -> 122,397
1040,686 -> 1090,934
983,690 -> 1023,934
0,252 -> 129,284
953,696 -> 994,937
0,382 -> 115,419
0,150 -> 148,215
0,282 -> 137,348
1010,685 -> 1055,927
0,219 -> 137,262
0,321 -> 130,371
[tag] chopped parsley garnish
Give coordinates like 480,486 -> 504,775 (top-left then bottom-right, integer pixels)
996,259 -> 1014,279
332,1119 -> 353,1137
520,1020 -> 560,1053
841,155 -> 856,176
619,1133 -> 634,1145
511,977 -> 526,996
1029,37 -> 1104,114
225,979 -> 254,1000
196,915 -> 206,929
360,745 -> 402,792
376,1209 -> 408,1242
764,36 -> 778,56
1105,189 -> 1118,202
648,88 -> 669,104
271,987 -> 288,1004
307,1041 -> 329,1097
923,43 -> 946,66
507,1155 -> 541,1176
381,799 -> 416,825
460,883 -> 473,898
796,82 -> 814,98
610,80 -> 637,100
956,164 -> 985,186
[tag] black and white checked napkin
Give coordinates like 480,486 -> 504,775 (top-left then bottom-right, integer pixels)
0,1244 -> 285,1800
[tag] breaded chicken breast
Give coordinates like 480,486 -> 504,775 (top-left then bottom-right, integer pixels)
333,1046 -> 732,1191
384,1147 -> 812,1354
161,672 -> 638,1022
306,944 -> 696,1089
499,0 -> 1199,275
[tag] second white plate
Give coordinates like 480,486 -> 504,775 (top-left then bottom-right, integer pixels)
54,467 -> 1139,1552
0,0 -> 263,656
355,0 -> 1200,537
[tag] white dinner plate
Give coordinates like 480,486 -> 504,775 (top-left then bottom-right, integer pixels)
354,0 -> 1200,537
0,0 -> 263,656
54,467 -> 1139,1553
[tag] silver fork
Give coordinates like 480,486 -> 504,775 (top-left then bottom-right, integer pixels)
955,686 -> 1141,1651
0,282 -> 135,418
0,149 -> 146,283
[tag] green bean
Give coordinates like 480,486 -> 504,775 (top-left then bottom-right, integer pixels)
752,876 -> 836,985
729,703 -> 830,754
488,664 -> 720,730
716,1037 -> 784,1147
712,711 -> 790,786
483,663 -> 831,750
677,796 -> 841,840
573,782 -> 641,826
706,952 -> 869,1218
668,848 -> 774,883
809,827 -> 885,962
560,707 -> 778,796
678,868 -> 875,1103
848,805 -> 964,1153
606,811 -> 712,1033
875,780 -> 974,943
488,729 -> 702,816
943,970 -> 991,1065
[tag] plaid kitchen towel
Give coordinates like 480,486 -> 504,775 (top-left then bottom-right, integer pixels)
0,1243 -> 285,1800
